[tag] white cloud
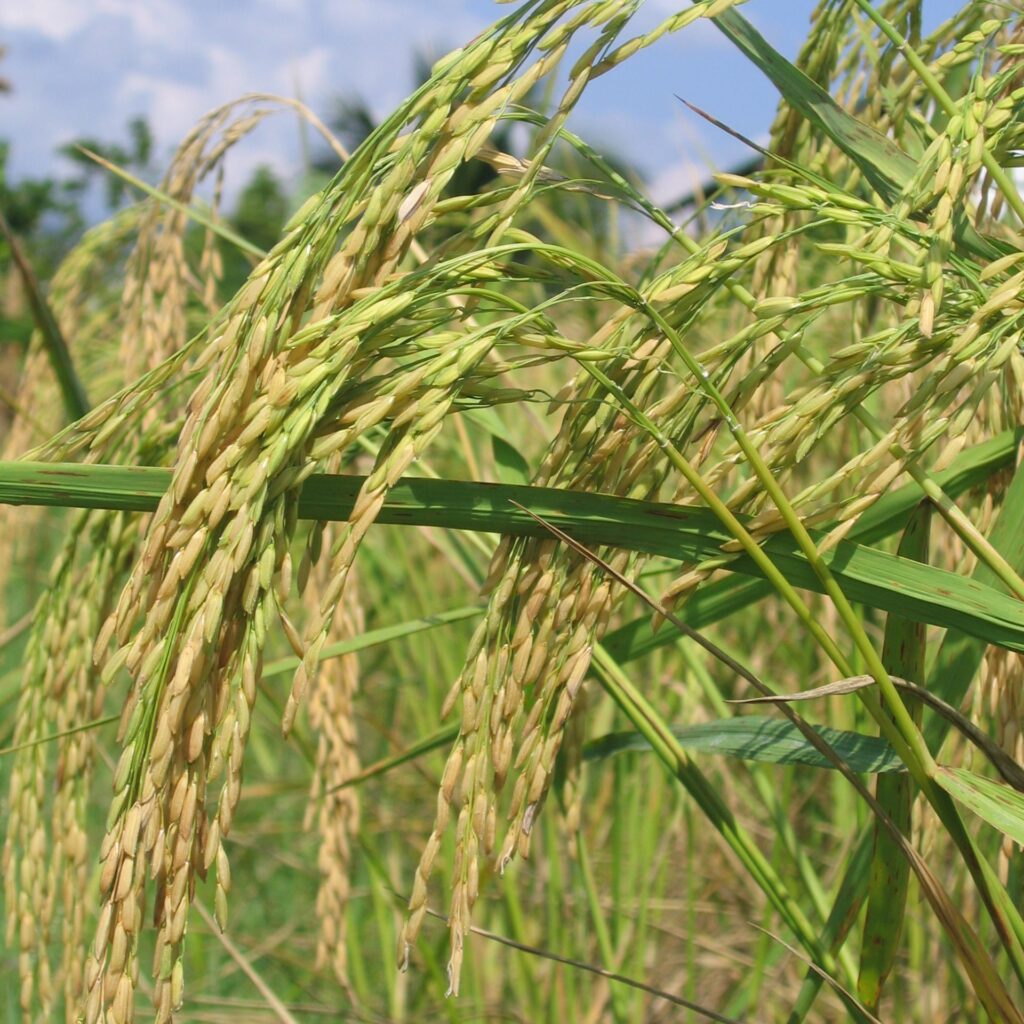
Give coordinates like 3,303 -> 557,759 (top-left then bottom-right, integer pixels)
647,156 -> 713,207
205,43 -> 258,100
288,45 -> 332,101
2,0 -> 96,41
2,0 -> 188,49
95,0 -> 192,42
117,72 -> 205,141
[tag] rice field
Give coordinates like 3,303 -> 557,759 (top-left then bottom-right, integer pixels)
2,1 -> 1024,1021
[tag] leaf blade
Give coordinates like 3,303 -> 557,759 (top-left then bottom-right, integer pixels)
937,768 -> 1024,847
584,717 -> 904,775
5,460 -> 1024,654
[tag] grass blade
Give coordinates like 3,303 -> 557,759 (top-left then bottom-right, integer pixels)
262,606 -> 481,678
936,768 -> 1024,847
6,460 -> 1024,655
584,717 -> 903,774
0,208 -> 90,420
75,146 -> 266,260
707,6 -> 916,202
325,724 -> 458,795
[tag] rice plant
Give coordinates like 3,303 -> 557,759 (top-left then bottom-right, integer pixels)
2,1 -> 1024,1021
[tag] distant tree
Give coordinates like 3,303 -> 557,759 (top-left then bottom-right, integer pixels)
231,164 -> 287,252
59,116 -> 155,209
0,45 -> 11,94
0,116 -> 158,286
199,163 -> 289,298
0,117 -> 156,355
0,142 -> 81,244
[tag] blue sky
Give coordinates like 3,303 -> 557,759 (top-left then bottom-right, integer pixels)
2,0 -> 965,208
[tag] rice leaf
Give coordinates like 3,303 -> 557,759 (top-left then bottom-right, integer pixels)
602,577 -> 773,662
492,435 -> 532,486
936,768 -> 1024,848
262,606 -> 481,678
0,209 -> 90,421
705,6 -> 1005,259
76,145 -> 265,259
583,717 -> 904,774
6,460 -> 1024,655
327,724 -> 459,794
708,7 -> 915,201
603,430 -> 1019,663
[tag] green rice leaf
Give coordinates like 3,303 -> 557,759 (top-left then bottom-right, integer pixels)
708,7 -> 916,201
927,458 -> 1024,751
262,606 -> 482,678
936,768 -> 1024,847
583,717 -> 903,775
492,435 -> 532,486
603,577 -> 772,663
0,210 -> 90,421
76,145 -> 266,259
6,460 -> 1024,655
706,7 -> 1004,259
327,724 -> 459,794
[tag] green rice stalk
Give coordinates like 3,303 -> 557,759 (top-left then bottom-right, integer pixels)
857,501 -> 930,1011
